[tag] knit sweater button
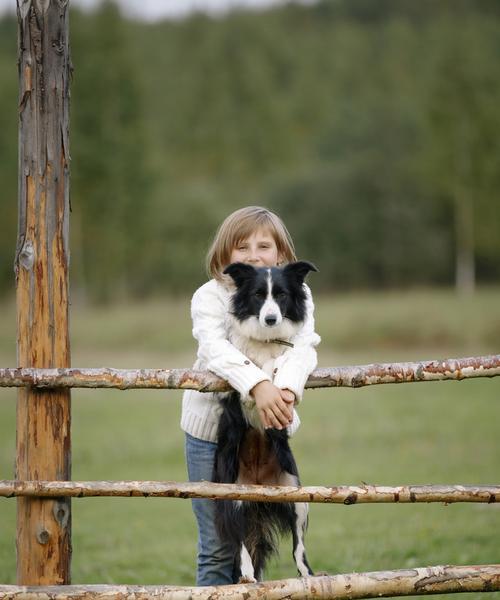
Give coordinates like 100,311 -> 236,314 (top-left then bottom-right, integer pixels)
244,360 -> 250,365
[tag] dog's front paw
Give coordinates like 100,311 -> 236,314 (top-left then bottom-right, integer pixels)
238,575 -> 257,584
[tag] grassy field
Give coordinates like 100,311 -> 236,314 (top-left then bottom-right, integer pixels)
0,288 -> 499,597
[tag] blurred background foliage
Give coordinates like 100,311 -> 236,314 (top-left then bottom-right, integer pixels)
0,0 -> 499,301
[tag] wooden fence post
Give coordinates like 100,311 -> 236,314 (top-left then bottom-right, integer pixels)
15,0 -> 72,585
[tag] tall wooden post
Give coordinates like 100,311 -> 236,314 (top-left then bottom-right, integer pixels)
15,0 -> 72,585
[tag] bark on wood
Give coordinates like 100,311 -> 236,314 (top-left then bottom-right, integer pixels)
15,0 -> 72,585
0,564 -> 498,599
0,354 -> 499,391
0,481 -> 497,504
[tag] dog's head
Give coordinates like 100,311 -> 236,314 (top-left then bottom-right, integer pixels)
223,261 -> 317,336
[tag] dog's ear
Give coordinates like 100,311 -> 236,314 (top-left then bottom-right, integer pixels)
223,262 -> 257,287
283,261 -> 318,285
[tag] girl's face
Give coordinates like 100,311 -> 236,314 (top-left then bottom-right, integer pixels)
230,228 -> 282,268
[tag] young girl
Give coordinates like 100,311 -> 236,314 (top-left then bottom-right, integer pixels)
181,206 -> 320,586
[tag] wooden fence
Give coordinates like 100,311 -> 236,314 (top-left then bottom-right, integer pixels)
1,358 -> 500,598
0,565 -> 499,600
2,354 -> 500,391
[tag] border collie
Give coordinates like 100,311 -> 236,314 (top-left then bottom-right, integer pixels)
213,261 -> 317,582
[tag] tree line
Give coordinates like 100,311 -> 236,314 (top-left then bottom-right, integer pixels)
0,0 -> 499,301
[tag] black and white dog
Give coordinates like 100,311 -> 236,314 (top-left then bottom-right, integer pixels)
213,261 -> 317,582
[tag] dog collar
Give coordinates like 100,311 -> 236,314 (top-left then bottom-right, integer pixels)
269,339 -> 294,348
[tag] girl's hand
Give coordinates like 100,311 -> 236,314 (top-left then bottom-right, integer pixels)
250,381 -> 294,430
280,388 -> 296,405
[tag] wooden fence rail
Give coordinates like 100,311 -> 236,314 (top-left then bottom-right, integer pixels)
1,354 -> 499,391
1,564 -> 499,600
0,481 -> 498,504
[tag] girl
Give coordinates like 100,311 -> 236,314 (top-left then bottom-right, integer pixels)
181,206 -> 320,585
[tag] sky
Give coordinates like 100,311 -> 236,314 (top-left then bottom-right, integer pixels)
0,0 -> 312,21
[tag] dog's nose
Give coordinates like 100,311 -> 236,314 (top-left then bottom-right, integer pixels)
265,315 -> 278,326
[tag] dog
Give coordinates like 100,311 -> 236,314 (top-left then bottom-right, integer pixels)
213,260 -> 317,583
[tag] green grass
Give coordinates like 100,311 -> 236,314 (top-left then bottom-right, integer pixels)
3,286 -> 499,364
0,288 -> 499,597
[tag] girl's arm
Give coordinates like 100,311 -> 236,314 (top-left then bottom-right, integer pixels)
272,284 -> 321,403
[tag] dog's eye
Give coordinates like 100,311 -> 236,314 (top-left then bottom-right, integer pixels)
276,291 -> 288,299
255,291 -> 266,299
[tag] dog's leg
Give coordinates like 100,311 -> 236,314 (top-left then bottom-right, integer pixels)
291,501 -> 314,577
214,393 -> 247,485
253,537 -> 274,582
267,428 -> 300,477
238,542 -> 256,583
278,469 -> 314,577
268,429 -> 314,577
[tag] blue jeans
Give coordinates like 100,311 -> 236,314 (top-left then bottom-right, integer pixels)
185,433 -> 237,586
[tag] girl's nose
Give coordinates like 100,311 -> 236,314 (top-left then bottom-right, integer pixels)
248,249 -> 259,263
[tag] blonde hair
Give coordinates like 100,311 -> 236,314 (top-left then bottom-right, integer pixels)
207,206 -> 297,281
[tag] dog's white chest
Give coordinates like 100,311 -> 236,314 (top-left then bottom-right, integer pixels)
229,331 -> 283,372
226,318 -> 296,430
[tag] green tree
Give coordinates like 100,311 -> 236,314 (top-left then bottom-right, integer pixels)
71,1 -> 154,302
423,17 -> 500,294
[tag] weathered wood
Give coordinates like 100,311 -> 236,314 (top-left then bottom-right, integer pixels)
15,0 -> 72,585
0,354 -> 499,390
0,481 -> 497,504
0,564 -> 498,599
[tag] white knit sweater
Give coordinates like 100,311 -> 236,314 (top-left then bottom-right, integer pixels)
181,278 -> 321,442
